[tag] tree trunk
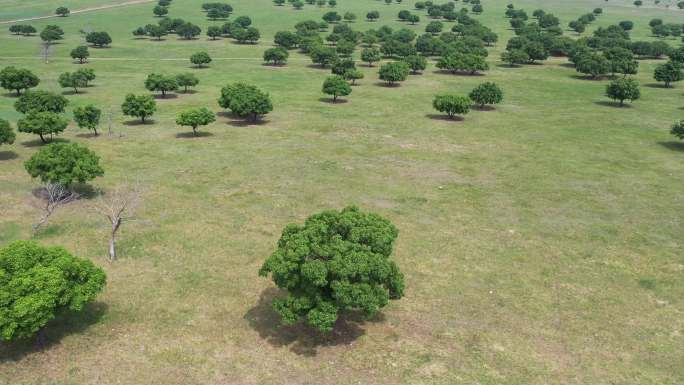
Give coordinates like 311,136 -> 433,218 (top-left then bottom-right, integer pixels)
39,133 -> 47,143
94,127 -> 98,136
109,218 -> 121,261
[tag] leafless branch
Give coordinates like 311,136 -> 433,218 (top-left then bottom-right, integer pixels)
33,183 -> 79,232
88,181 -> 144,261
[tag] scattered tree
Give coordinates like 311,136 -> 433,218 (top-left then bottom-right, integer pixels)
322,75 -> 351,101
378,61 -> 410,85
25,142 -> 103,186
263,47 -> 289,65
55,7 -> 70,17
605,77 -> 640,106
153,5 -> 169,17
85,32 -> 112,47
404,55 -> 427,74
670,120 -> 684,140
259,206 -> 405,332
73,105 -> 102,135
121,94 -> 157,123
0,240 -> 106,342
190,51 -> 212,68
433,94 -> 471,119
58,71 -> 87,93
344,69 -> 364,84
361,47 -> 382,66
70,46 -> 90,63
0,119 -> 15,147
176,72 -> 199,93
0,66 -> 40,95
32,182 -> 79,231
469,82 -> 503,108
207,25 -> 223,40
176,107 -> 216,136
15,90 -> 67,114
654,61 -> 683,87
218,83 -> 273,121
145,73 -> 178,97
40,25 -> 64,44
18,112 -> 68,143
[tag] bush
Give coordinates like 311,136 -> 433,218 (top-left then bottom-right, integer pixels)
0,241 -> 106,342
671,120 -> 684,140
469,82 -> 503,108
433,94 -> 471,119
259,206 -> 405,332
0,119 -> 15,146
25,142 -> 104,186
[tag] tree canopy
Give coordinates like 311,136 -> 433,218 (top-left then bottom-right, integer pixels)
0,66 -> 40,95
0,119 -> 16,146
218,83 -> 273,121
433,94 -> 471,119
176,107 -> 216,135
121,94 -> 157,123
259,206 -> 405,332
322,75 -> 351,102
0,241 -> 106,342
15,91 -> 68,114
25,142 -> 104,186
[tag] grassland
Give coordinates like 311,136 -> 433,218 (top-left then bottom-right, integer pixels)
0,0 -> 683,384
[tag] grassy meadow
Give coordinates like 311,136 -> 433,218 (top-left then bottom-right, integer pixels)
0,0 -> 683,384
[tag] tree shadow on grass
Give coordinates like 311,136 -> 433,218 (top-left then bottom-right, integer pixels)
643,83 -> 670,89
472,105 -> 496,111
75,132 -> 99,139
153,93 -> 178,99
244,288 -> 384,356
570,74 -> 606,81
658,141 -> 684,153
175,131 -> 214,138
425,114 -> 465,122
594,100 -> 634,108
319,97 -> 349,104
374,82 -> 402,88
123,119 -> 154,126
21,137 -> 68,148
227,118 -> 270,127
0,301 -> 108,363
61,90 -> 87,96
558,62 -> 575,69
0,151 -> 18,160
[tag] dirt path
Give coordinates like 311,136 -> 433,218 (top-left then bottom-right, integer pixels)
0,0 -> 155,24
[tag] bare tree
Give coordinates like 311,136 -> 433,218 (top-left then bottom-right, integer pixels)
33,183 -> 79,232
89,182 -> 143,261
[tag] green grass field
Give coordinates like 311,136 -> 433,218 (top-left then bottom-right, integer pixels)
0,0 -> 683,384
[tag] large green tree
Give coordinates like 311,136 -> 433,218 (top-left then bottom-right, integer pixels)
218,83 -> 273,121
0,241 -> 106,342
0,66 -> 40,95
145,73 -> 178,97
14,90 -> 68,114
25,142 -> 104,186
378,61 -> 410,85
654,61 -> 683,88
259,206 -> 405,332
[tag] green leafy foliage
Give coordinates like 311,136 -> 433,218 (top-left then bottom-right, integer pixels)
190,52 -> 212,68
378,61 -> 410,85
0,119 -> 16,146
433,94 -> 471,119
259,206 -> 405,332
0,241 -> 106,341
322,75 -> 351,101
469,82 -> 503,108
121,94 -> 156,123
25,142 -> 104,186
73,105 -> 102,135
17,112 -> 69,143
0,66 -> 40,95
671,120 -> 684,140
176,107 -> 216,135
70,46 -> 90,63
145,73 -> 178,97
14,90 -> 68,114
218,83 -> 273,121
605,77 -> 640,106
